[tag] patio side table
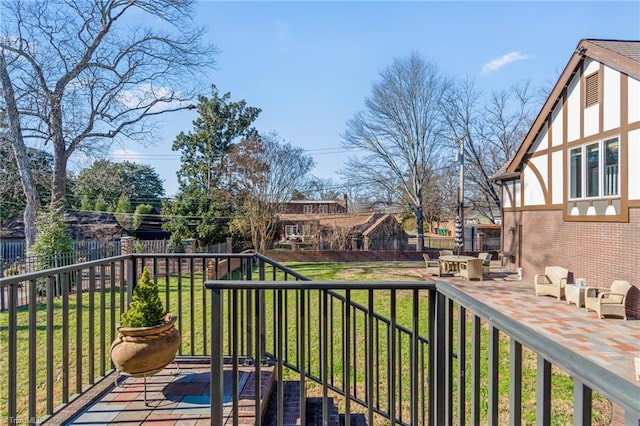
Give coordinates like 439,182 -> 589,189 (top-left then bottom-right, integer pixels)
565,284 -> 586,308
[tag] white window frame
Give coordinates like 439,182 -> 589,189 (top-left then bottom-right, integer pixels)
303,205 -> 313,214
319,204 -> 329,214
284,224 -> 299,237
568,136 -> 619,200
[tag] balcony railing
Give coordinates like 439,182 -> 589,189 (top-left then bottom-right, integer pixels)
205,278 -> 640,425
1,252 -> 639,424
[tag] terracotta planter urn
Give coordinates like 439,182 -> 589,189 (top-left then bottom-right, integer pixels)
110,313 -> 181,377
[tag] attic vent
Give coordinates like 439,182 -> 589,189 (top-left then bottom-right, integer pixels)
585,72 -> 599,107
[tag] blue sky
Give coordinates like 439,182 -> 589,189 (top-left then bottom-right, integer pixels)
109,1 -> 640,196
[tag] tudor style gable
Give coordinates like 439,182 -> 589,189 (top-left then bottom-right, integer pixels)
501,39 -> 640,222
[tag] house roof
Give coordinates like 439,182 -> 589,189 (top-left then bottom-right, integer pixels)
498,39 -> 640,178
1,210 -> 169,240
284,199 -> 347,210
361,213 -> 402,237
286,200 -> 343,205
281,213 -> 374,227
280,212 -> 405,236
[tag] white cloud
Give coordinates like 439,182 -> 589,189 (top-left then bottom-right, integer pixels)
481,51 -> 531,76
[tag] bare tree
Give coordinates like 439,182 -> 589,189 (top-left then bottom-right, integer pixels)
341,52 -> 450,250
441,77 -> 538,223
227,132 -> 314,253
304,177 -> 343,201
0,0 -> 215,247
0,53 -> 40,246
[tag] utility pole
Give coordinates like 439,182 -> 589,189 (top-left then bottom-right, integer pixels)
456,134 -> 467,250
458,139 -> 464,229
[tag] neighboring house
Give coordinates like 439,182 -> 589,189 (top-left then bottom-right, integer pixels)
277,198 -> 348,244
276,210 -> 407,251
1,210 -> 170,243
493,39 -> 639,318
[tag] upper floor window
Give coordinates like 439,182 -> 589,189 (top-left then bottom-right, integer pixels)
585,71 -> 599,107
303,205 -> 313,214
569,137 -> 619,200
319,205 -> 329,214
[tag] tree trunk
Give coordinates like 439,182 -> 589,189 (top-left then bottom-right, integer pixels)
50,98 -> 68,210
415,205 -> 424,252
0,53 -> 40,248
415,187 -> 424,251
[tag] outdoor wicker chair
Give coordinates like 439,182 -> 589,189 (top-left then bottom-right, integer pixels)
478,252 -> 492,274
459,258 -> 483,281
533,266 -> 569,300
423,254 -> 443,277
585,280 -> 632,320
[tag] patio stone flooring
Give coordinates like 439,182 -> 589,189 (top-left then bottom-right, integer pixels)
53,359 -> 275,425
43,265 -> 640,425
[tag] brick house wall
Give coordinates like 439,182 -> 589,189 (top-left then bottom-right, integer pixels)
503,208 -> 640,319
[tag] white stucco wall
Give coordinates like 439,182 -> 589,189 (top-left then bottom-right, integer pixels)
531,125 -> 548,153
603,65 -> 621,131
584,58 -> 599,75
552,150 -> 564,204
551,102 -> 563,147
503,185 -> 512,208
629,128 -> 640,201
514,180 -> 521,208
629,76 -> 640,124
584,104 -> 599,137
567,72 -> 581,142
523,156 -> 546,206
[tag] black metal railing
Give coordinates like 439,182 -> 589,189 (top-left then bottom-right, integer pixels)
0,252 -> 280,423
205,276 -> 640,425
2,252 -> 639,425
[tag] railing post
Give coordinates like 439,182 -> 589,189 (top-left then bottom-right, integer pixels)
437,291 -> 447,425
8,282 -> 17,422
509,339 -> 522,426
344,289 -> 351,425
254,288 -> 262,426
299,288 -> 306,425
210,287 -> 224,426
125,256 -> 135,307
410,289 -> 419,426
536,356 -> 551,425
488,326 -> 499,426
277,288 -> 284,425
367,289 -> 374,423
573,380 -> 592,425
322,289 -> 329,425
245,257 -> 253,359
445,298 -> 453,426
428,288 -> 436,426
389,289 -> 396,424
457,306 -> 466,426
471,315 -> 481,424
429,289 -> 446,425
